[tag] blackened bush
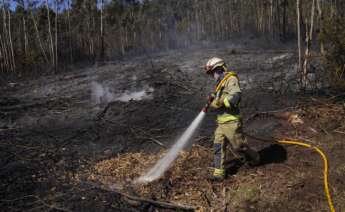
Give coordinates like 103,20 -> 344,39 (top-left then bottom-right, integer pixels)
323,16 -> 345,91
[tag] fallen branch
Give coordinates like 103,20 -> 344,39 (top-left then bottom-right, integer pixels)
334,130 -> 345,135
33,195 -> 72,212
0,194 -> 71,212
130,127 -> 166,148
83,181 -> 195,211
96,102 -> 112,120
319,125 -> 330,135
145,136 -> 165,147
245,106 -> 298,123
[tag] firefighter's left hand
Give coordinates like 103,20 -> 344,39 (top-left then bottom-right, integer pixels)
210,98 -> 223,109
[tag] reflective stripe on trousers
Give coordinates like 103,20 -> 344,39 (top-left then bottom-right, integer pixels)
217,114 -> 240,124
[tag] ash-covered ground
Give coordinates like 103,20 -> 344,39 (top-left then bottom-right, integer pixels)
1,43 -> 344,211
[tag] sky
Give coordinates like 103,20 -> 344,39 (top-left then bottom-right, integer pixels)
4,0 -> 71,11
2,0 -> 112,12
3,0 -> 142,11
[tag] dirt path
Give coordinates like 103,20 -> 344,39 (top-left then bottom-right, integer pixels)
1,44 -> 344,211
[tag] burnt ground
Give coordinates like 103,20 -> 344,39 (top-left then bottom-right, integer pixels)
0,43 -> 344,211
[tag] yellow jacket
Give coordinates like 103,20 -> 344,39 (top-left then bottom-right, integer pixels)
210,72 -> 241,123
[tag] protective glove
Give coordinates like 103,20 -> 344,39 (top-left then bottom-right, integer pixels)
210,97 -> 222,109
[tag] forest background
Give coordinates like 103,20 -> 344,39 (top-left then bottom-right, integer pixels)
0,0 -> 344,89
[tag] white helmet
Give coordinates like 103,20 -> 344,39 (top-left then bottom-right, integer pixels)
204,57 -> 226,74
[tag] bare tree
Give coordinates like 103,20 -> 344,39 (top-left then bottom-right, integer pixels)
1,1 -> 15,72
316,0 -> 325,55
66,0 -> 73,62
282,0 -> 287,40
7,9 -> 15,71
0,0 -> 342,77
30,7 -> 49,64
297,0 -> 303,88
302,0 -> 316,89
54,0 -> 58,72
0,33 -> 9,72
46,0 -> 55,67
100,0 -> 104,61
17,0 -> 28,61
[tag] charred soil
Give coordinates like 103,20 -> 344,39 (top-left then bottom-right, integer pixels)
1,45 -> 344,211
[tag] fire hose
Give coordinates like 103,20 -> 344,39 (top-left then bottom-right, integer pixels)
202,73 -> 336,211
203,99 -> 335,211
277,139 -> 335,212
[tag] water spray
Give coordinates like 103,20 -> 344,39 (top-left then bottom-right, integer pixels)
136,101 -> 211,184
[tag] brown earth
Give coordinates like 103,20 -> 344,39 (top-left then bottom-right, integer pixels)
0,44 -> 344,211
82,99 -> 345,212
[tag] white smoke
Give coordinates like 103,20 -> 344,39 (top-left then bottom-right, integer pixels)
131,75 -> 137,81
91,81 -> 154,104
91,82 -> 115,104
116,87 -> 154,102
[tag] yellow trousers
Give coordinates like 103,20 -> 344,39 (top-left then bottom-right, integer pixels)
213,120 -> 248,176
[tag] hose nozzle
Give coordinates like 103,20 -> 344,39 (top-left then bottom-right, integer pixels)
202,94 -> 215,113
202,104 -> 209,113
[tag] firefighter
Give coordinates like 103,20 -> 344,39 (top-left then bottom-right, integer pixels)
205,57 -> 260,180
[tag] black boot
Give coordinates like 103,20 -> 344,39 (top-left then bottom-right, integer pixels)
224,158 -> 242,175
